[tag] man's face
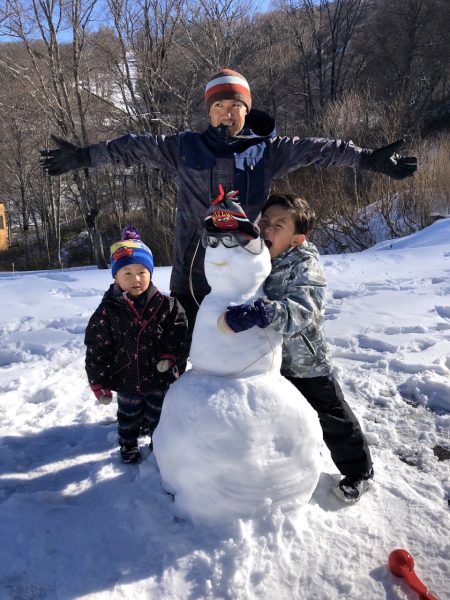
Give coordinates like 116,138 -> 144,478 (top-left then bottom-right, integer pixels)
209,99 -> 248,136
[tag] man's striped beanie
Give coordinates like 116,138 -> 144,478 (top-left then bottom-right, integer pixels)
205,68 -> 252,113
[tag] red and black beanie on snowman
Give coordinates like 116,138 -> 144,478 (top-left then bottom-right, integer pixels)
202,185 -> 264,255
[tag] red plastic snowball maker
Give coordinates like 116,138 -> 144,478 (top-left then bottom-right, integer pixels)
388,549 -> 438,600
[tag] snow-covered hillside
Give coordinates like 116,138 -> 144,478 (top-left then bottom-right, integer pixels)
1,220 -> 449,599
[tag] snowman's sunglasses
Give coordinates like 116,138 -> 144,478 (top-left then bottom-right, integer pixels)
203,234 -> 239,249
201,231 -> 265,255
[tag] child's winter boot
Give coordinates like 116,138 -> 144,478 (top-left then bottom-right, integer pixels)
120,441 -> 141,464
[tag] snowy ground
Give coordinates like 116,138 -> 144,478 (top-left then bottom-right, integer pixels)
1,219 -> 449,600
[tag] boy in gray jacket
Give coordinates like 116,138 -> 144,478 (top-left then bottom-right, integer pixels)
222,193 -> 373,502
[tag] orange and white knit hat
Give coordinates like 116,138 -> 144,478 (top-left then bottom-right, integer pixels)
205,68 -> 252,113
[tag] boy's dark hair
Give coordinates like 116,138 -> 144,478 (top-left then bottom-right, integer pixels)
262,194 -> 316,235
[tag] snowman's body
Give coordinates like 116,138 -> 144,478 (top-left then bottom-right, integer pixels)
153,241 -> 322,525
189,239 -> 281,377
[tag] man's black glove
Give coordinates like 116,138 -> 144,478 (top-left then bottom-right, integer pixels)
40,135 -> 91,176
359,139 -> 417,180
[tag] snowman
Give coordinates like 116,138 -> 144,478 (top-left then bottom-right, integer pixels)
153,190 -> 322,526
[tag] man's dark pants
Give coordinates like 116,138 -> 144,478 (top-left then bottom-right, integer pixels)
171,292 -> 207,373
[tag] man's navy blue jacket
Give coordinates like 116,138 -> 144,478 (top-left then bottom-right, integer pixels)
89,109 -> 363,297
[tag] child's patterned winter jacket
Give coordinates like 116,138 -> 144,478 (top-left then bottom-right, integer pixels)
85,282 -> 187,396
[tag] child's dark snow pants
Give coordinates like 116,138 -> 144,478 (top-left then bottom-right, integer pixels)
117,392 -> 165,444
284,374 -> 373,478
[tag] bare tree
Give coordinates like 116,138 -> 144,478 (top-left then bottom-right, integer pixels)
0,68 -> 45,265
360,0 -> 450,132
279,0 -> 367,124
1,0 -> 108,267
180,0 -> 255,70
88,0 -> 189,252
248,11 -> 293,128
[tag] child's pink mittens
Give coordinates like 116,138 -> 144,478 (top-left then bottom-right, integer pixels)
156,355 -> 176,373
91,384 -> 113,405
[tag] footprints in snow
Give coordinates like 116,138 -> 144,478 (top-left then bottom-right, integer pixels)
1,315 -> 90,368
435,305 -> 450,320
49,285 -> 102,298
326,276 -> 450,412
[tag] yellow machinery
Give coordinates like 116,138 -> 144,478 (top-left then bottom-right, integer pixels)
0,202 -> 8,251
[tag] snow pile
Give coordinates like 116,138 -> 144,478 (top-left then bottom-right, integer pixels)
154,372 -> 322,524
1,219 -> 449,599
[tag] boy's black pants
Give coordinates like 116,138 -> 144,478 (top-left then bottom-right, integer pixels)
284,374 -> 373,478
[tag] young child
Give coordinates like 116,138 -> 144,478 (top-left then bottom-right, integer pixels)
222,194 -> 373,502
84,226 -> 188,463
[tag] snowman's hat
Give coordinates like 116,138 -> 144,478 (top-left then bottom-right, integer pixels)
202,186 -> 264,254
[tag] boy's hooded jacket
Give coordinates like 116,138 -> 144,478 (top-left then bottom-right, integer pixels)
84,283 -> 187,396
263,241 -> 333,379
88,109 -> 363,297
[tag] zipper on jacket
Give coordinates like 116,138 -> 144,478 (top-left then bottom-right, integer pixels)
135,295 -> 166,394
246,167 -> 251,204
123,293 -> 141,322
300,332 -> 316,355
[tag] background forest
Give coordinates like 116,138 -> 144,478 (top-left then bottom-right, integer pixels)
0,0 -> 448,271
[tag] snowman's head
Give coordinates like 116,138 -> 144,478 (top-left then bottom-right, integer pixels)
202,188 -> 271,296
203,239 -> 271,296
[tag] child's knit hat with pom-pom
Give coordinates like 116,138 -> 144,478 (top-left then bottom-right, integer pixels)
110,225 -> 154,277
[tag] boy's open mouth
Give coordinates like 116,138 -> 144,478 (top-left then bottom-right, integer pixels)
264,239 -> 272,249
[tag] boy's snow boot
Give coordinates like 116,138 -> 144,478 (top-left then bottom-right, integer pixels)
333,468 -> 374,503
120,441 -> 141,464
